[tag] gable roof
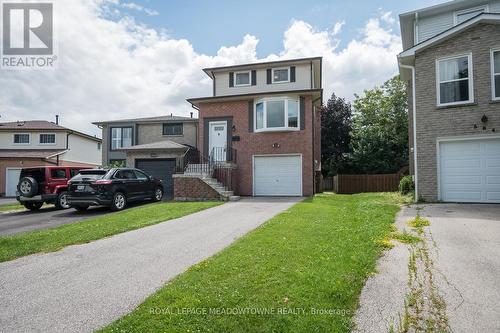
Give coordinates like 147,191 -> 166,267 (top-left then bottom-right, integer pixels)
92,114 -> 198,125
0,120 -> 101,142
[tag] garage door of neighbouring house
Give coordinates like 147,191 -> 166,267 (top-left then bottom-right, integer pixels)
135,159 -> 176,199
439,138 -> 500,203
5,168 -> 22,197
253,155 -> 302,196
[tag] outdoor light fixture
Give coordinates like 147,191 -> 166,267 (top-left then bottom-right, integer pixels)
481,114 -> 488,123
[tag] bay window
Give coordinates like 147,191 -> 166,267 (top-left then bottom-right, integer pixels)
492,49 -> 500,100
255,97 -> 300,132
111,127 -> 132,150
437,54 -> 473,106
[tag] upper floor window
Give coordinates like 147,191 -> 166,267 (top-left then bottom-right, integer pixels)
255,97 -> 299,132
492,49 -> 500,100
234,71 -> 251,87
39,133 -> 56,144
437,54 -> 473,106
272,68 -> 290,83
454,6 -> 487,25
111,127 -> 132,150
13,133 -> 30,144
163,123 -> 183,136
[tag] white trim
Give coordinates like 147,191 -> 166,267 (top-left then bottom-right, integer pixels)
12,133 -> 31,145
399,14 -> 500,58
252,154 -> 303,196
254,96 -> 300,133
5,167 -> 22,197
38,132 -> 57,145
435,53 -> 474,107
234,70 -> 251,87
453,5 -> 489,25
491,48 -> 500,101
271,67 -> 290,84
436,134 -> 500,201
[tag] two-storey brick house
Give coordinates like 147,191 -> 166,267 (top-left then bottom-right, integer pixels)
398,1 -> 500,203
180,57 -> 322,198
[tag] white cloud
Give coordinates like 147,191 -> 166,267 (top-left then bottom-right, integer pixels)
121,2 -> 159,16
0,1 -> 402,137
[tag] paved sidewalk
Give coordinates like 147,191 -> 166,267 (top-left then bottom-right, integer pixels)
0,197 -> 301,333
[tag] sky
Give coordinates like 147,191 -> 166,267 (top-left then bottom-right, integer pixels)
0,0 -> 444,137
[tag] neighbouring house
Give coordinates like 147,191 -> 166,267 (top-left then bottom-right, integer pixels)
176,57 -> 322,200
93,114 -> 198,198
398,0 -> 500,203
0,119 -> 102,197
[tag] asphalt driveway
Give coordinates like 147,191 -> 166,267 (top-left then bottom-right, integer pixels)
355,203 -> 500,333
0,197 -> 301,333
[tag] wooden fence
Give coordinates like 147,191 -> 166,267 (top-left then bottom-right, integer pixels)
322,173 -> 401,194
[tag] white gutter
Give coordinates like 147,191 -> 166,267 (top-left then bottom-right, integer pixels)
399,61 -> 418,202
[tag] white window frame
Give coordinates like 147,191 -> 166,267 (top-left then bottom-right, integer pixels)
271,67 -> 290,84
39,133 -> 56,145
453,5 -> 489,25
435,53 -> 474,107
254,96 -> 300,133
491,48 -> 500,101
234,70 -> 251,87
12,133 -> 31,145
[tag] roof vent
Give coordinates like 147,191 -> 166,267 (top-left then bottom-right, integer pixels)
17,121 -> 25,127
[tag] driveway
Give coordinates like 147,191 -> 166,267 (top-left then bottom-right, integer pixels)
0,205 -> 112,236
354,203 -> 500,333
0,197 -> 301,333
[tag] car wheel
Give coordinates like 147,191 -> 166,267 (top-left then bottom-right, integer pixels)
18,177 -> 38,197
73,205 -> 89,212
153,187 -> 163,202
111,192 -> 127,211
55,191 -> 70,209
24,202 -> 43,211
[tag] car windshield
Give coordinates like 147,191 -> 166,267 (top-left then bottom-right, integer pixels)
20,168 -> 45,183
70,170 -> 108,182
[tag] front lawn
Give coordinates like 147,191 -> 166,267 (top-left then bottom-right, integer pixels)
0,202 -> 24,213
101,193 -> 402,333
0,201 -> 221,263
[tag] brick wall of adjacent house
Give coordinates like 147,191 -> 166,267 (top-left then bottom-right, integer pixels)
413,23 -> 500,201
173,176 -> 220,201
0,158 -> 96,196
197,95 -> 316,196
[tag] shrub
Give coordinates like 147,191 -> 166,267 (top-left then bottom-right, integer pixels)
399,175 -> 414,195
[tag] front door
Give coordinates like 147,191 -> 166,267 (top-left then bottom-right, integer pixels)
209,121 -> 227,162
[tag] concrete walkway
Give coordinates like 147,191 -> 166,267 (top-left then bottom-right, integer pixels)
354,203 -> 500,333
0,197 -> 301,333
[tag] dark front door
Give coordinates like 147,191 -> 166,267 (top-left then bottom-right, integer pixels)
135,159 -> 176,199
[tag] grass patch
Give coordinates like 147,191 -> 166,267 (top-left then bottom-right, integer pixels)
0,202 -> 25,213
408,216 -> 430,234
391,231 -> 422,245
0,201 -> 221,263
100,193 -> 402,333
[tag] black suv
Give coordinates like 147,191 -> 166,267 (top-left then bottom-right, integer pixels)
67,168 -> 164,211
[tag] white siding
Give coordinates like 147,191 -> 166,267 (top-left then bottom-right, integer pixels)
418,12 -> 455,43
60,134 -> 101,165
0,131 -> 67,149
215,63 -> 312,96
491,1 -> 500,11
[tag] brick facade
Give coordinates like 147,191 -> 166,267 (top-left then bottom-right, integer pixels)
412,23 -> 500,201
173,176 -> 220,201
197,95 -> 318,196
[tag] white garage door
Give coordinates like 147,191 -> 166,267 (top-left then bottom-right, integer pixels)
5,168 -> 22,197
253,155 -> 302,196
439,138 -> 500,203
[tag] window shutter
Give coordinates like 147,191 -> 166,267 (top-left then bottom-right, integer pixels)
267,69 -> 272,84
290,66 -> 296,82
229,72 -> 234,87
248,101 -> 254,132
251,70 -> 257,85
300,96 -> 305,130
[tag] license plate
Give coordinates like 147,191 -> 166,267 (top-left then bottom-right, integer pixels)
77,185 -> 85,190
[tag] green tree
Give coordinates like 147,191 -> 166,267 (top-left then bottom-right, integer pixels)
349,76 -> 408,174
321,93 -> 352,176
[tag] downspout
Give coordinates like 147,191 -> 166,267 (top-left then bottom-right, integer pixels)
191,103 -> 200,150
399,61 -> 418,202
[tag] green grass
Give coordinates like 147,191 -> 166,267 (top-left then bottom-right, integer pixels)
0,202 -> 25,212
100,193 -> 403,333
0,201 -> 221,263
391,231 -> 422,245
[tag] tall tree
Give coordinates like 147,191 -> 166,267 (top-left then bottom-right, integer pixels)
321,93 -> 353,176
349,76 -> 408,174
